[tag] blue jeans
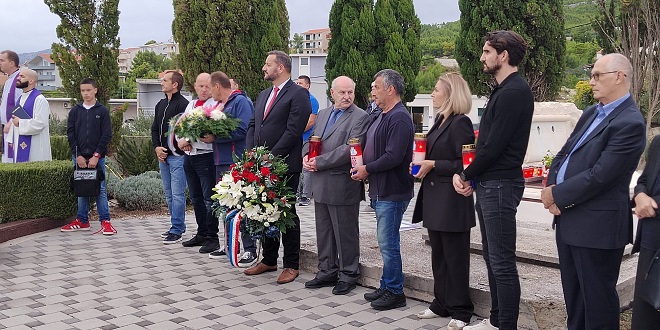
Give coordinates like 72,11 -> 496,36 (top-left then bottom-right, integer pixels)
373,200 -> 410,295
184,153 -> 217,240
297,168 -> 311,199
74,157 -> 110,223
159,155 -> 187,235
475,178 -> 524,330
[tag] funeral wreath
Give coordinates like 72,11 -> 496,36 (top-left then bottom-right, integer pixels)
211,146 -> 297,240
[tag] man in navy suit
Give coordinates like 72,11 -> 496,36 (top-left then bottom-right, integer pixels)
542,53 -> 646,329
243,50 -> 312,284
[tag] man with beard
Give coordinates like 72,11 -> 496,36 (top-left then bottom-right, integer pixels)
6,68 -> 52,162
243,50 -> 311,284
453,31 -> 534,330
0,50 -> 22,163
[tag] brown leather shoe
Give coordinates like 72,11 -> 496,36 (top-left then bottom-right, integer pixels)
243,262 -> 277,275
276,268 -> 299,284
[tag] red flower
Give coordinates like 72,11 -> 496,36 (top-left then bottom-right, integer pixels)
246,173 -> 259,183
260,167 -> 271,176
267,191 -> 276,199
270,174 -> 279,182
229,164 -> 236,171
231,171 -> 241,183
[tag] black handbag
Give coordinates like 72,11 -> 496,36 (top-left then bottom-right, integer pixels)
639,248 -> 660,310
72,168 -> 102,197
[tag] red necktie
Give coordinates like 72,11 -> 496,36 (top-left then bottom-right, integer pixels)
263,86 -> 279,119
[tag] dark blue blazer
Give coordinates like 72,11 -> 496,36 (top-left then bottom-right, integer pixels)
632,135 -> 660,253
548,96 -> 646,249
246,79 -> 312,174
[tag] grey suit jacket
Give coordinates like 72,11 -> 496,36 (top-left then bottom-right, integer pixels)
303,104 -> 369,205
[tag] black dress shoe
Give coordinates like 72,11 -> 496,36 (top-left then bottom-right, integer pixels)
182,235 -> 205,247
304,277 -> 337,289
332,281 -> 356,295
199,240 -> 220,254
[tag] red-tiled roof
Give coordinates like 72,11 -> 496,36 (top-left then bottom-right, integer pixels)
303,28 -> 330,34
39,53 -> 55,63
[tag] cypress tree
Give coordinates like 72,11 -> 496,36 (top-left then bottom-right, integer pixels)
44,0 -> 120,106
172,0 -> 252,95
325,0 -> 377,108
244,0 -> 290,97
373,0 -> 421,103
455,0 -> 565,101
173,0 -> 288,98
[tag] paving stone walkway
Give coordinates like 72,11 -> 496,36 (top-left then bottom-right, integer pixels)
0,192 -> 480,329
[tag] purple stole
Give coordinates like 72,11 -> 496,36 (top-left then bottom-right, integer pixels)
10,90 -> 40,162
5,73 -> 19,123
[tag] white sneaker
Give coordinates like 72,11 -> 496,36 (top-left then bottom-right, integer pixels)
416,308 -> 440,319
464,319 -> 498,330
447,319 -> 468,330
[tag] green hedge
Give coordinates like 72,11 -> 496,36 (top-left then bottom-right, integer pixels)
0,160 -> 76,223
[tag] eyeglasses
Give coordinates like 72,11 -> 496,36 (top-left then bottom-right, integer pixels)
590,71 -> 620,81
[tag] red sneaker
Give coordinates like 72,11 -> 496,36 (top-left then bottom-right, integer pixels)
98,220 -> 117,235
61,219 -> 90,232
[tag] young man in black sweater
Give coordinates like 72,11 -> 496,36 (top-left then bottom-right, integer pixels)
454,31 -> 534,330
63,78 -> 114,235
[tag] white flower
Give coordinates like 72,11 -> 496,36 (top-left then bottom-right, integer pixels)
192,107 -> 205,117
210,109 -> 226,120
264,222 -> 270,227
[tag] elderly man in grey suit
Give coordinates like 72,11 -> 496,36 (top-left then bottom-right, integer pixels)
302,76 -> 369,295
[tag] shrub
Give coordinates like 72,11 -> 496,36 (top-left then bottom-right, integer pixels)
573,80 -> 596,110
140,171 -> 161,180
105,168 -> 121,200
121,111 -> 153,136
114,173 -> 165,211
50,135 -> 72,161
49,115 -> 68,135
108,103 -> 128,156
116,136 -> 159,176
0,160 -> 76,223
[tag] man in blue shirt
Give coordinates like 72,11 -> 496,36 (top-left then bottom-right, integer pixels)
296,75 -> 319,206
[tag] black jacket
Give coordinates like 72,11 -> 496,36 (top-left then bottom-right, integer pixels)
151,91 -> 188,156
364,102 -> 415,201
463,72 -> 534,181
67,101 -> 112,158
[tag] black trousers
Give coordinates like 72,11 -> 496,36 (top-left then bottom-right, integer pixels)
261,173 -> 300,269
427,229 -> 474,323
556,223 -> 624,330
632,247 -> 660,329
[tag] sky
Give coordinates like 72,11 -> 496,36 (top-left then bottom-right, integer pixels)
2,0 -> 460,54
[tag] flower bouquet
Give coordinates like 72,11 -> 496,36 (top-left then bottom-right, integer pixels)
170,105 -> 240,141
211,146 -> 297,267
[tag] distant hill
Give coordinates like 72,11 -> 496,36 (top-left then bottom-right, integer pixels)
18,49 -> 52,66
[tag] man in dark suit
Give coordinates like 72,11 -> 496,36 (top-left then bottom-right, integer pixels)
243,50 -> 312,284
542,53 -> 646,329
302,76 -> 369,295
631,135 -> 660,328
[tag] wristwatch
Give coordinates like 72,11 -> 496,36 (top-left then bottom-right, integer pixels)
93,152 -> 101,158
459,171 -> 468,182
